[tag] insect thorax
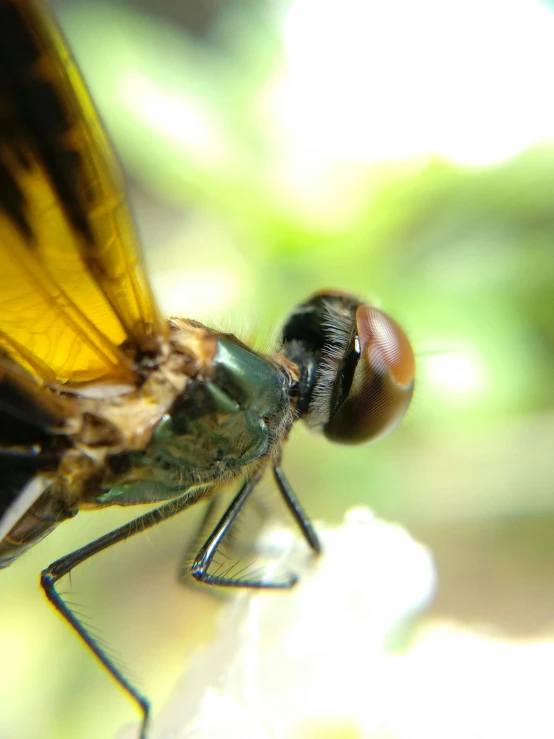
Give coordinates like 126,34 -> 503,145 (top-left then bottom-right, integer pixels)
92,330 -> 293,508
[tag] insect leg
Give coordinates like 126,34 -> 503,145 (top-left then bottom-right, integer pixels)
192,467 -> 321,589
41,492 -> 208,739
273,465 -> 321,554
192,476 -> 299,589
177,495 -> 221,581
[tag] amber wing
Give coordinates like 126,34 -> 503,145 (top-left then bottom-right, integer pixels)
0,0 -> 167,385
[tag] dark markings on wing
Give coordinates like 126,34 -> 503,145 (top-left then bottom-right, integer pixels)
0,370 -> 63,517
0,1 -> 92,243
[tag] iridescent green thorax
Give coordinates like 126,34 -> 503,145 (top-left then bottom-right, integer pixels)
97,338 -> 291,506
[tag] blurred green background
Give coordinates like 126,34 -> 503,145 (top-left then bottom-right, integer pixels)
1,0 -> 554,737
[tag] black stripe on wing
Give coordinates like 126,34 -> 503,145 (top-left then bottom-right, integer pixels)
0,1 -> 93,243
0,372 -> 62,520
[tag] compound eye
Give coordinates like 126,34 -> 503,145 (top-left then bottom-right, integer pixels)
324,306 -> 415,444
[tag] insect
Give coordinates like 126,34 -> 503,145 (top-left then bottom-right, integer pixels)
0,0 -> 416,736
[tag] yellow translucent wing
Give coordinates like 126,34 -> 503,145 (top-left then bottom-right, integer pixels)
0,0 -> 167,384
